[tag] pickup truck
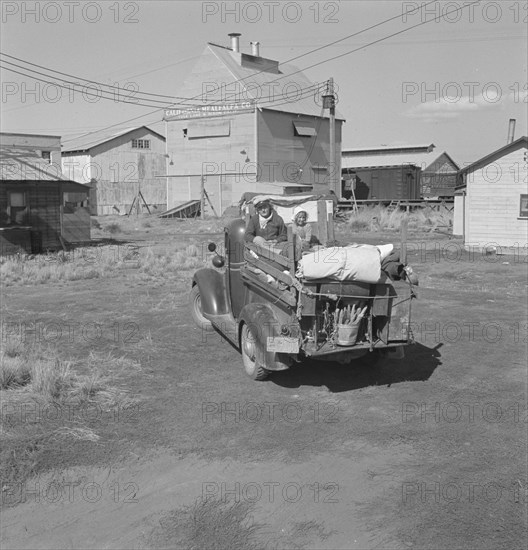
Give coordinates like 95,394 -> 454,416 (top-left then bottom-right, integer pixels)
190,197 -> 415,380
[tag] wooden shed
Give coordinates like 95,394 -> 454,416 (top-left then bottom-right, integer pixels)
0,133 -> 90,255
454,136 -> 527,252
61,126 -> 166,215
420,152 -> 459,198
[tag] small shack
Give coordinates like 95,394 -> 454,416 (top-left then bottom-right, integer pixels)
454,136 -> 527,252
0,133 -> 90,255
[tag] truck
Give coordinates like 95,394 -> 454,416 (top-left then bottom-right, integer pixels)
190,196 -> 416,380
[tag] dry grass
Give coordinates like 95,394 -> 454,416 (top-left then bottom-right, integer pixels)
346,205 -> 453,232
147,498 -> 265,550
0,242 -> 206,286
0,342 -> 141,488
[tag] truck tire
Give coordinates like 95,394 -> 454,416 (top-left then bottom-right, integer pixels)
239,304 -> 293,379
240,322 -> 269,381
189,285 -> 211,328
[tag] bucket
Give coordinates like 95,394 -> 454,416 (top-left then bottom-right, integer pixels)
336,323 -> 360,346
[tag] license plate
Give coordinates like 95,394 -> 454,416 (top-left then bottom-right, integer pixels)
267,337 -> 299,353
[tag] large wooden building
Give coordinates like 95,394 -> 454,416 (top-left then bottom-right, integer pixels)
453,136 -> 527,252
0,133 -> 90,254
164,34 -> 344,215
341,144 -> 459,200
61,126 -> 166,215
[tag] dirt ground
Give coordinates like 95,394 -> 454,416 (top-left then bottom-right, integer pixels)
1,217 -> 527,549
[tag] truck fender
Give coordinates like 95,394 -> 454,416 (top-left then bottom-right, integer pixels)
192,268 -> 230,316
238,303 -> 292,371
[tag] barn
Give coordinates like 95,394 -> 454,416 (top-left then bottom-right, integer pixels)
453,136 -> 527,252
61,126 -> 166,215
341,144 -> 459,200
0,132 -> 90,255
164,33 -> 344,216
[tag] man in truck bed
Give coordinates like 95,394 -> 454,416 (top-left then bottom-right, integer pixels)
244,198 -> 287,246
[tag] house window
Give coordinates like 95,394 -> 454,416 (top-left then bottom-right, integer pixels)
131,139 -> 150,149
520,194 -> 528,218
41,151 -> 51,162
8,191 -> 28,225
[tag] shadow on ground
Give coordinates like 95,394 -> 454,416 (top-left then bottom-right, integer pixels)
270,342 -> 442,393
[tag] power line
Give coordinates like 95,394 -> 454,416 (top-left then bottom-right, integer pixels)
61,1 -> 482,142
0,51 -> 204,102
0,55 -> 324,110
0,64 -> 177,109
263,0 -> 482,86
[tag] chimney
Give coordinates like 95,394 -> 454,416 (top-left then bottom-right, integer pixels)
228,33 -> 241,52
507,118 -> 516,144
250,41 -> 260,57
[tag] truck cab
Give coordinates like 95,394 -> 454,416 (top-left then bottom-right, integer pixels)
190,196 -> 415,380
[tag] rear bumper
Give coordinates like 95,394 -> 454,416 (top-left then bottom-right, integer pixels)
304,339 -> 409,358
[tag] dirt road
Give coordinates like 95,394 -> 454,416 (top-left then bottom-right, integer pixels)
1,229 -> 526,549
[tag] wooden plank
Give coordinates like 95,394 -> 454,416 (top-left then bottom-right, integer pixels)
317,200 -> 328,245
244,255 -> 294,285
400,214 -> 408,265
245,242 -> 290,268
241,268 -> 297,307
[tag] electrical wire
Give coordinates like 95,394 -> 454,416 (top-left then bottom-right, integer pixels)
264,0 -> 482,86
61,1 -> 482,141
0,52 -> 324,107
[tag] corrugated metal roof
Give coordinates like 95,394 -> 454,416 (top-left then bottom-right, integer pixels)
343,144 -> 434,154
0,146 -> 72,181
208,44 -> 345,120
62,125 -> 164,153
342,151 -> 439,170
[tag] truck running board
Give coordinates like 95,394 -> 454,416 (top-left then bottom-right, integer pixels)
204,313 -> 239,347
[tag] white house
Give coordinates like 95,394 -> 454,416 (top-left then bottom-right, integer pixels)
454,136 -> 527,253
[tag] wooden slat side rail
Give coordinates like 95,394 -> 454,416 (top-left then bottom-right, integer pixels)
244,242 -> 291,268
241,268 -> 297,307
243,254 -> 294,285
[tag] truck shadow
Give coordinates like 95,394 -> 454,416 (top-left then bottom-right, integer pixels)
270,343 -> 442,393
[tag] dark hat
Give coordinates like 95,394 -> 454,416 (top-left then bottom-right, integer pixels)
253,198 -> 271,208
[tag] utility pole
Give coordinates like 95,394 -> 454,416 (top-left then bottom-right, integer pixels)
324,78 -> 337,194
200,172 -> 205,220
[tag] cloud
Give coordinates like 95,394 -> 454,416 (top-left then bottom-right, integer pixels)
404,88 -> 527,121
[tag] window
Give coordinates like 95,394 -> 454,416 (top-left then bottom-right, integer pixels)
131,139 -> 150,149
41,151 -> 51,162
520,194 -> 528,218
8,191 -> 28,225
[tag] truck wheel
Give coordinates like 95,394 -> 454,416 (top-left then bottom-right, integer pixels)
190,285 -> 211,328
240,323 -> 269,381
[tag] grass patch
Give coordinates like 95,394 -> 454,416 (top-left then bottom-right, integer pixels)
147,497 -> 265,550
0,343 -> 140,491
104,222 -> 121,234
0,242 -> 207,286
347,205 -> 452,232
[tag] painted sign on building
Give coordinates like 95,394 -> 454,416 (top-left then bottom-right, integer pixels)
164,102 -> 255,121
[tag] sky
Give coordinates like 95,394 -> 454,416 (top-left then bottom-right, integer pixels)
1,0 -> 526,165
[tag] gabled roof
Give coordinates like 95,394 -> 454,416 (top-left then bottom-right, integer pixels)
173,43 -> 344,120
458,136 -> 528,175
62,125 -> 165,153
0,145 -> 74,182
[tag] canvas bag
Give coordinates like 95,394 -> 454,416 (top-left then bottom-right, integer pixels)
298,244 -> 382,283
